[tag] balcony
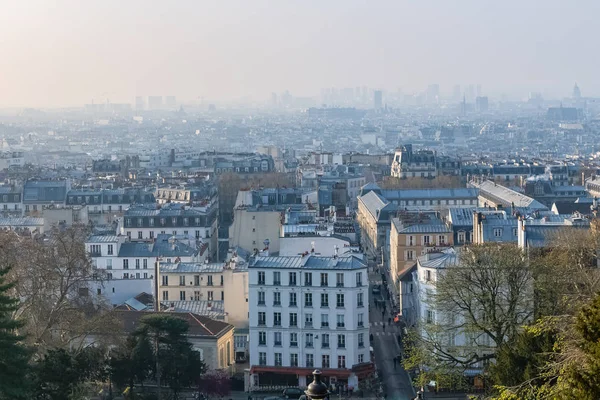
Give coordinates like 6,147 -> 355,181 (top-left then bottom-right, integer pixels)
90,251 -> 102,257
273,281 -> 281,286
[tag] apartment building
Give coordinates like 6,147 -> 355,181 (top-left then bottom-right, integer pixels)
157,258 -> 249,328
391,145 -> 437,179
0,185 -> 22,216
87,233 -> 205,279
119,202 -> 218,258
389,215 -> 453,287
248,254 -> 372,390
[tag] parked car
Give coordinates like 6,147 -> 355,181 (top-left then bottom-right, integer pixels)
282,387 -> 304,399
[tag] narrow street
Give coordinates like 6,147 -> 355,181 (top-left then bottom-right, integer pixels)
369,266 -> 415,400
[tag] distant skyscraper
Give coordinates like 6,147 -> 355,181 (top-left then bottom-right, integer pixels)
573,83 -> 582,99
148,96 -> 163,110
476,96 -> 489,112
452,85 -> 461,103
165,96 -> 176,107
135,96 -> 144,110
476,84 -> 482,97
427,84 -> 440,104
466,85 -> 476,102
373,90 -> 383,110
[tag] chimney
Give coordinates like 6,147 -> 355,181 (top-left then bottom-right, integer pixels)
334,245 -> 339,259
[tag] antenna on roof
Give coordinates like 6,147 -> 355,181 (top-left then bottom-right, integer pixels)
334,245 -> 339,259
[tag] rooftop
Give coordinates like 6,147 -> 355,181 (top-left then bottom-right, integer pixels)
249,254 -> 365,270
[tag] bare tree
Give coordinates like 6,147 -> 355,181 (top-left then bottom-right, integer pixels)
2,226 -> 119,354
405,243 -> 534,380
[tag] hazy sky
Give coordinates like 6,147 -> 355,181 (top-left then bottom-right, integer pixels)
1,0 -> 598,107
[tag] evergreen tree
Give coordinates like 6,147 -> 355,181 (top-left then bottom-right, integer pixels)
0,266 -> 31,399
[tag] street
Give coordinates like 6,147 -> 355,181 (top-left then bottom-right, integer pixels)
369,267 -> 415,400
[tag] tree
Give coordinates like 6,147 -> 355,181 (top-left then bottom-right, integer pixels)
405,243 -> 534,385
135,314 -> 206,400
110,335 -> 154,395
33,346 -> 107,400
1,227 -> 120,353
0,266 -> 31,400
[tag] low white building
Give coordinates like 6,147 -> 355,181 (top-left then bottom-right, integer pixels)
248,254 -> 373,390
0,217 -> 45,235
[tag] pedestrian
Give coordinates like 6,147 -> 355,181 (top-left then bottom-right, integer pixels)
381,310 -> 385,318
393,357 -> 397,369
383,323 -> 386,331
388,317 -> 391,325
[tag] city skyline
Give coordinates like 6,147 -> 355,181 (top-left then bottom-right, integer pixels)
1,0 -> 599,108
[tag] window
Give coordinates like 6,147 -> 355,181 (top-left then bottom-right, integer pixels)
162,275 -> 168,286
258,312 -> 266,326
336,273 -> 344,287
356,272 -> 363,286
321,313 -> 329,327
513,228 -> 518,236
193,291 -> 201,300
162,291 -> 168,301
321,293 -> 329,307
458,231 -> 465,243
322,355 -> 330,368
136,259 -> 140,269
143,259 -> 148,269
406,249 -> 414,260
138,231 -> 143,239
259,352 -> 266,366
179,275 -> 186,286
258,331 -> 266,345
423,235 -> 431,245
320,273 -> 328,287
220,275 -> 224,286
179,291 -> 186,301
426,310 -> 435,324
106,259 -> 112,270
274,332 -> 282,346
290,353 -> 298,367
336,293 -> 345,308
304,272 -> 312,286
322,334 -> 330,348
149,218 -> 154,227
149,231 -> 154,239
274,353 -> 282,366
123,259 -> 129,269
358,333 -> 364,347
357,292 -> 364,307
439,235 -> 446,245
305,313 -> 313,327
207,275 -> 213,286
273,271 -> 281,285
358,313 -> 364,327
290,332 -> 298,347
289,292 -> 297,307
289,313 -> 297,327
493,228 -> 503,238
258,271 -> 265,285
123,273 -> 129,279
194,275 -> 200,286
425,270 -> 432,282
195,230 -> 201,239
337,334 -> 346,349
221,291 -> 224,301
135,273 -> 140,279
305,292 -> 313,307
306,354 -> 314,368
208,291 -> 213,301
305,333 -> 314,348
107,244 -> 113,255
289,272 -> 297,286
273,312 -> 281,326
338,355 -> 346,368
358,354 -> 364,363
273,291 -> 281,306
258,292 -> 265,306
336,314 -> 345,328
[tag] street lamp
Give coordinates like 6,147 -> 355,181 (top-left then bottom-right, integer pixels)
304,370 -> 330,400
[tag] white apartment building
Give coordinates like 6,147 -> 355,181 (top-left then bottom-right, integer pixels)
157,258 -> 249,328
248,254 -> 372,390
87,234 -> 206,281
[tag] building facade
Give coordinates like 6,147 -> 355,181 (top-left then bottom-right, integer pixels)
248,255 -> 372,390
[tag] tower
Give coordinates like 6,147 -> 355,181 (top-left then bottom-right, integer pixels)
573,83 -> 582,99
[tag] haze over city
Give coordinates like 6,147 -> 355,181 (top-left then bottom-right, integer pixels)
1,0 -> 599,108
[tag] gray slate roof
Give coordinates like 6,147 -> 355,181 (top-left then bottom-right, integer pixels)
249,254 -> 365,270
